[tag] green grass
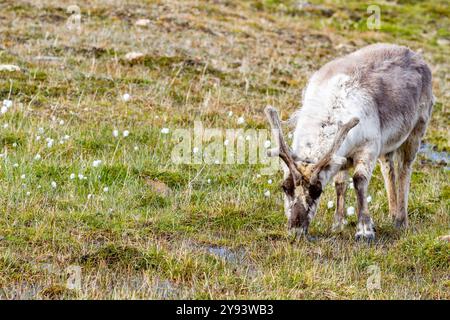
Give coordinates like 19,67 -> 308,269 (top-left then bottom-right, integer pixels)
0,0 -> 448,299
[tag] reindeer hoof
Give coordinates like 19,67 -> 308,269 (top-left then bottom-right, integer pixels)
355,221 -> 375,242
355,233 -> 375,243
394,217 -> 408,229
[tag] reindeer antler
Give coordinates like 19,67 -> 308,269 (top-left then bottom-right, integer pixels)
310,117 -> 360,185
264,106 -> 301,186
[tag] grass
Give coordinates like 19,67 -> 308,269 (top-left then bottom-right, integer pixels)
0,0 -> 448,299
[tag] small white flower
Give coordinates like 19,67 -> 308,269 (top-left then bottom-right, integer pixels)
134,146 -> 139,151
92,160 -> 102,167
161,128 -> 169,134
63,135 -> 70,140
288,132 -> 293,139
59,140 -> 64,145
26,191 -> 31,196
34,154 -> 41,161
1,106 -> 8,114
346,206 -> 355,216
207,178 -> 211,184
245,135 -> 251,141
103,187 -> 109,192
36,135 -> 41,141
327,201 -> 334,209
0,153 -> 4,158
59,120 -> 65,125
193,147 -> 199,154
264,190 -> 271,197
37,185 -> 41,189
214,159 -> 220,164
237,116 -> 245,125
12,142 -> 17,147
21,174 -> 26,179
13,163 -> 19,168
367,195 -> 372,203
78,174 -> 84,180
268,179 -> 273,184
256,174 -> 261,178
3,123 -> 8,128
46,138 -> 54,148
70,173 -> 76,180
113,129 -> 119,138
38,127 -> 44,134
51,181 -> 57,188
84,176 -> 87,180
349,182 -> 354,189
264,140 -> 271,149
122,93 -> 131,102
228,111 -> 233,117
122,130 -> 130,137
87,194 -> 93,199
2,99 -> 12,108
224,139 -> 229,146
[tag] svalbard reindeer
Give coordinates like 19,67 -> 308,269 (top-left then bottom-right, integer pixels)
266,43 -> 434,241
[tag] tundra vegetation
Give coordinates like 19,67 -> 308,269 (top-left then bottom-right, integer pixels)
0,0 -> 448,299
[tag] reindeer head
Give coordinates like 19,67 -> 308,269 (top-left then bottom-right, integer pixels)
265,106 -> 359,238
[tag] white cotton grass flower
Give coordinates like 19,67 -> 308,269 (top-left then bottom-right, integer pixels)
1,106 -> 8,114
161,128 -> 169,134
78,174 -> 85,180
103,187 -> 109,192
36,135 -> 41,141
367,195 -> 372,203
346,206 -> 355,216
12,142 -> 17,147
134,146 -> 139,151
214,159 -> 220,164
227,111 -> 233,117
264,190 -> 271,197
51,181 -> 57,189
288,132 -> 293,139
3,99 -> 12,108
327,201 -> 334,209
349,182 -> 354,189
59,119 -> 65,125
256,174 -> 261,178
87,194 -> 93,199
207,178 -> 211,184
13,163 -> 19,168
193,147 -> 199,154
268,179 -> 273,184
21,174 -> 26,179
264,140 -> 271,149
92,160 -> 102,167
113,129 -> 119,138
122,93 -> 131,102
37,185 -> 41,189
123,130 -> 130,137
34,154 -> 41,161
38,127 -> 44,134
237,116 -> 245,125
245,135 -> 251,141
26,191 -> 31,196
3,123 -> 8,128
70,173 -> 76,180
63,135 -> 70,140
224,139 -> 229,146
46,138 -> 54,148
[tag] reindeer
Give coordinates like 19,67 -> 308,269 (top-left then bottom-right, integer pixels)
266,43 -> 434,241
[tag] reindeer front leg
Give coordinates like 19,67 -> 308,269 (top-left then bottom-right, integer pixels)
353,154 -> 377,242
332,170 -> 348,232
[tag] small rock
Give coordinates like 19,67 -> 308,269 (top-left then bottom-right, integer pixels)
437,38 -> 450,46
437,235 -> 450,242
0,64 -> 20,72
125,52 -> 144,62
135,19 -> 151,27
145,179 -> 172,197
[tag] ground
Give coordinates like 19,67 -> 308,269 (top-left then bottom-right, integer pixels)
0,0 -> 448,299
